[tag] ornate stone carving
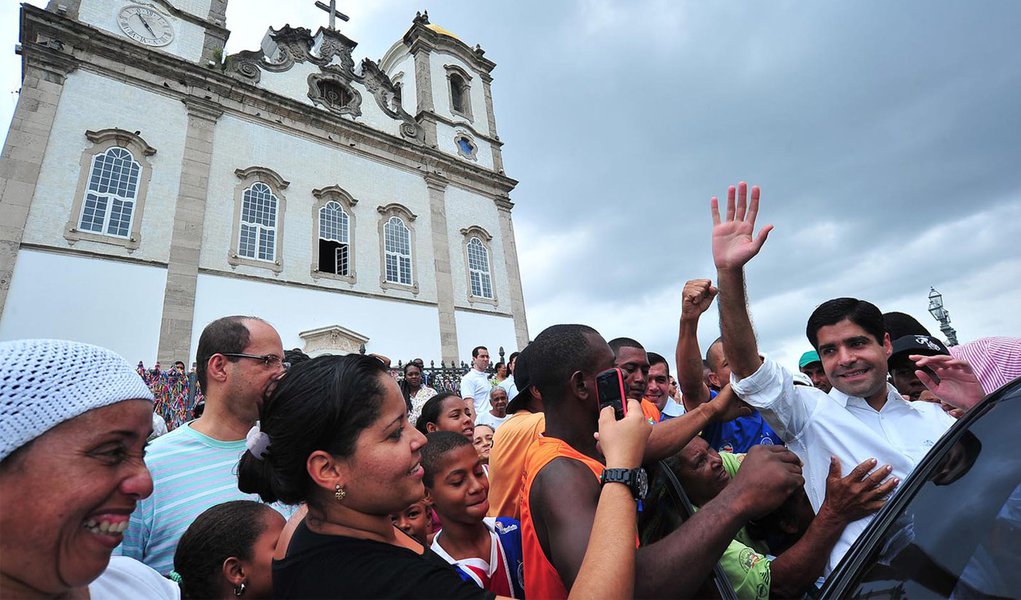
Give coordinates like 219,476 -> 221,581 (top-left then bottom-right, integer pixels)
299,324 -> 370,357
359,59 -> 424,142
308,70 -> 362,117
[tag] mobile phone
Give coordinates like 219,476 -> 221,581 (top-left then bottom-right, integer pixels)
596,368 -> 629,420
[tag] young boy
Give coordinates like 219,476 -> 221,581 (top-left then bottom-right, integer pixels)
390,494 -> 436,546
422,431 -> 525,598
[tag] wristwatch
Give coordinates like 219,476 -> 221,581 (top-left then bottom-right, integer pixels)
600,467 -> 649,501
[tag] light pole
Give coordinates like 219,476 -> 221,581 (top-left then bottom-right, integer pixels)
927,287 -> 959,346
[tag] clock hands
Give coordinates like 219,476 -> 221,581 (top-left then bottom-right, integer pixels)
136,12 -> 157,37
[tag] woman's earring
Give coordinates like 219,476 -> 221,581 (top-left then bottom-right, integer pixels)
335,484 -> 346,501
233,581 -> 246,596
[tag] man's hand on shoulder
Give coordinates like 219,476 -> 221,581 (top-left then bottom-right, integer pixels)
711,182 -> 773,271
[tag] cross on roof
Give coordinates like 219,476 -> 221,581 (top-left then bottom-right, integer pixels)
315,0 -> 350,31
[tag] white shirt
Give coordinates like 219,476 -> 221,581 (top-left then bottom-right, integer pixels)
499,374 -> 518,400
89,556 -> 180,599
731,356 -> 956,574
461,368 -> 494,415
476,410 -> 510,430
661,396 -> 686,417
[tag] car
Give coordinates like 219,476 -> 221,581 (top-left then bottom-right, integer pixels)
640,377 -> 1021,599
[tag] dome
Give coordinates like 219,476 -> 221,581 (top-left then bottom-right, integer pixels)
425,22 -> 460,41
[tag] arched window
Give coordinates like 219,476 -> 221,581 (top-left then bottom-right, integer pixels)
79,147 -> 140,238
460,226 -> 497,305
320,201 -> 350,275
377,203 -> 418,292
384,216 -> 412,285
312,185 -> 358,283
229,166 -> 288,272
65,129 -> 155,250
239,182 -> 278,261
466,237 -> 493,299
445,65 -> 473,121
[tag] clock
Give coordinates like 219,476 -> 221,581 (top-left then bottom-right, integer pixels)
117,5 -> 175,47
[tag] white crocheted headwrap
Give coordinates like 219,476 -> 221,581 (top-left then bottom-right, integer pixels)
0,339 -> 155,462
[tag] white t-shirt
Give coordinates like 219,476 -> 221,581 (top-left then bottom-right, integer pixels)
89,556 -> 180,599
476,410 -> 510,430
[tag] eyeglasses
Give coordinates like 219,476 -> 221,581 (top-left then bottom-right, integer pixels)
221,353 -> 291,370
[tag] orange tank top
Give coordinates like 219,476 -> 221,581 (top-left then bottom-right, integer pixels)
641,399 -> 662,423
520,436 -> 605,600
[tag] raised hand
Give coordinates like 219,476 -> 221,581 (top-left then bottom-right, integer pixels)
681,279 -> 718,321
819,456 -> 898,525
711,181 -> 774,270
911,354 -> 985,411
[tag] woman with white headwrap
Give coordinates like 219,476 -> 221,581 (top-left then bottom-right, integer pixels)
0,339 -> 178,598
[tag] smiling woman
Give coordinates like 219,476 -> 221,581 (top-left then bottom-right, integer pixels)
236,354 -> 496,599
0,339 -> 178,598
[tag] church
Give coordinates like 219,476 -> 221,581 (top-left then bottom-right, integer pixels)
0,0 -> 529,365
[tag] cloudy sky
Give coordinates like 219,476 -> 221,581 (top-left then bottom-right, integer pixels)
3,1 -> 1019,369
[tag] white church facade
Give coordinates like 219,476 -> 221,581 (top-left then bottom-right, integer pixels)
0,0 -> 529,365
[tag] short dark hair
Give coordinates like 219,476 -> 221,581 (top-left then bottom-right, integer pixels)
195,316 -> 262,391
173,500 -> 278,599
883,311 -> 931,339
705,337 -> 723,371
472,346 -> 488,358
421,431 -> 473,487
806,298 -> 885,349
647,352 -> 670,377
508,351 -> 520,365
607,337 -> 644,357
237,354 -> 387,508
415,391 -> 462,433
530,324 -> 603,401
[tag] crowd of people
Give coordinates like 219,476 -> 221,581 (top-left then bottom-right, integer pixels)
1,183 -> 1019,599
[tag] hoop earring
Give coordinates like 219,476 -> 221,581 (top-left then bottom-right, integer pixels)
335,484 -> 346,501
233,581 -> 246,596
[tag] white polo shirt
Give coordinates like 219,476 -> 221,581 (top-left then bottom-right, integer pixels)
731,356 -> 956,574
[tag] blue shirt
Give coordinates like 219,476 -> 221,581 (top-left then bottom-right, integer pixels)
700,391 -> 784,452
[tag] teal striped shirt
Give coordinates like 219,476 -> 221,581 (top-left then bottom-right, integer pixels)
117,422 -> 290,575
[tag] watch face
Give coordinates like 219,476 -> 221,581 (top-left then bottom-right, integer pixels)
117,5 -> 174,47
635,468 -> 649,500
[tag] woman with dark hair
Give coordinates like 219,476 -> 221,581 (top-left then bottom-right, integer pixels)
490,362 -> 508,386
237,354 -> 494,599
402,362 -> 437,425
172,500 -> 285,599
415,391 -> 474,439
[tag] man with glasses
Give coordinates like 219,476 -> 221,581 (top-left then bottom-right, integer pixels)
118,316 -> 291,575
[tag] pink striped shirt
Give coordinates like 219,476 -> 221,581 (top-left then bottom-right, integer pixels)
949,336 -> 1021,394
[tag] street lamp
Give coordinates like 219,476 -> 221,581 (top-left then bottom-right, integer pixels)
927,287 -> 959,346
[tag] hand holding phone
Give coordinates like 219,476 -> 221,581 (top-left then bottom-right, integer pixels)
596,368 -> 629,420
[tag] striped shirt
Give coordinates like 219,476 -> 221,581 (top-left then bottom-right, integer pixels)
949,336 -> 1021,395
117,422 -> 290,575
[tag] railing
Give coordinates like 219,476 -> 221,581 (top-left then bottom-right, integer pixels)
137,345 -> 510,430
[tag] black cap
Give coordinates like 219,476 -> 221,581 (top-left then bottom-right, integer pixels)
889,334 -> 949,368
505,345 -> 533,414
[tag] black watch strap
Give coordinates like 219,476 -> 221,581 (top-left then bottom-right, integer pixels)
600,467 -> 648,501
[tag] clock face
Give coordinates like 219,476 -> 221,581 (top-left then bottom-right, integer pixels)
117,5 -> 174,47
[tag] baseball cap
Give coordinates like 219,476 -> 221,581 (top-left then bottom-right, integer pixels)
799,350 -> 822,369
505,345 -> 533,414
889,334 -> 949,368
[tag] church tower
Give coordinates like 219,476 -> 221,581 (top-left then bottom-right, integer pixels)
0,1 -> 528,365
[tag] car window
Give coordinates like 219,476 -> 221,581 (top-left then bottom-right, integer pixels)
833,386 -> 1021,599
